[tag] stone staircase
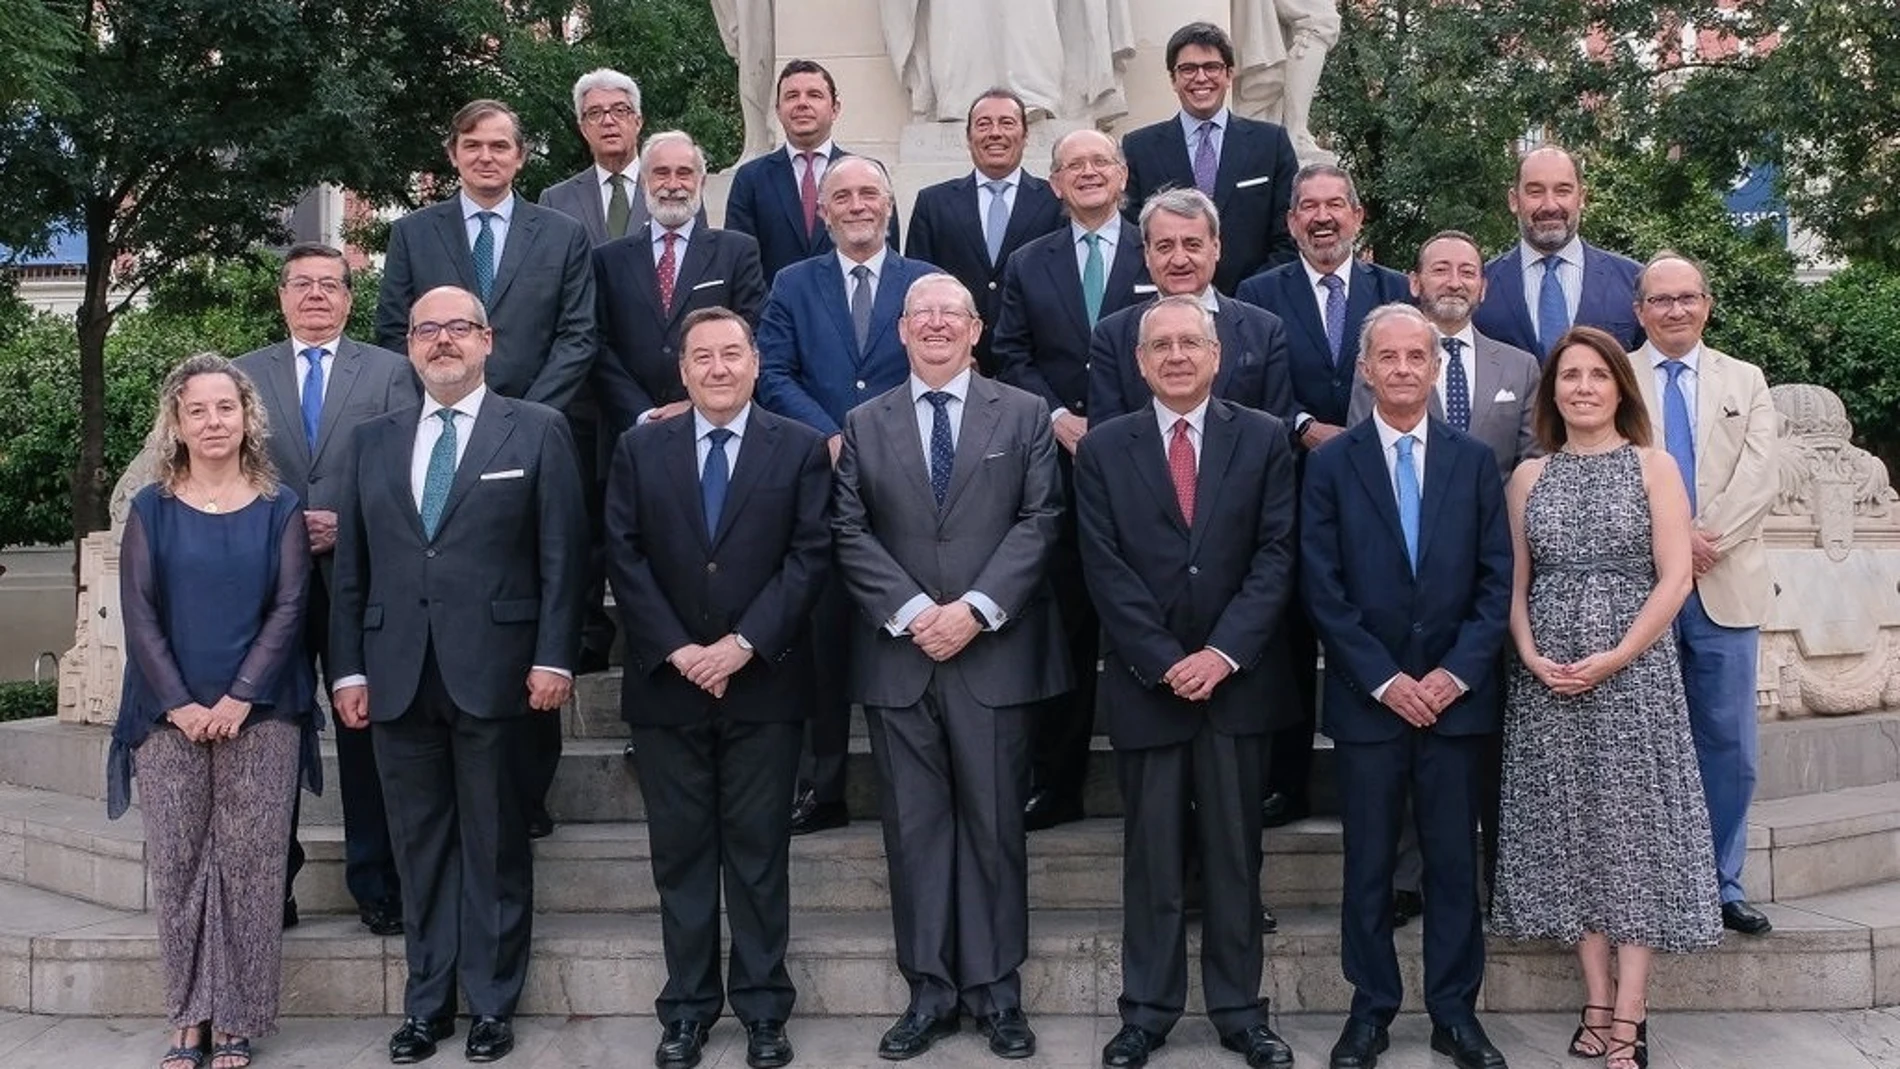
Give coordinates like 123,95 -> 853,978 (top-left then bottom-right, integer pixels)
0,694 -> 1897,1018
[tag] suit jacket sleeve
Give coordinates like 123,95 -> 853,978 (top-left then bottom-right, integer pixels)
1074,434 -> 1188,685
832,412 -> 930,625
1437,457 -> 1514,690
327,423 -> 374,683
524,223 -> 599,412
1701,360 -> 1778,554
602,431 -> 694,673
1258,316 -> 1297,427
1299,448 -> 1404,693
725,166 -> 759,237
1204,428 -> 1297,666
756,285 -> 841,435
735,434 -> 835,658
966,405 -> 1064,617
374,221 -> 415,352
591,250 -> 656,431
1086,319 -> 1130,425
992,258 -> 1059,411
533,413 -> 589,671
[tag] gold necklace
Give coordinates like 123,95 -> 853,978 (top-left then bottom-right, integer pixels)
182,478 -> 244,513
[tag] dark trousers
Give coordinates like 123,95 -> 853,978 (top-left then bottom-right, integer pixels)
374,648 -> 535,1019
866,667 -> 1030,1019
630,719 -> 802,1026
1117,726 -> 1266,1037
1263,606 -> 1320,808
800,570 -> 853,805
1029,466 -> 1099,805
1335,730 -> 1486,1029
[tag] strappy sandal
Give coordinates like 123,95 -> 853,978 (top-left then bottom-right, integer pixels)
209,1035 -> 252,1069
1568,1003 -> 1612,1058
159,1025 -> 209,1069
1605,1016 -> 1647,1069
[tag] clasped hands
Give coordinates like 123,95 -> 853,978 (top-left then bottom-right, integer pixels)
669,634 -> 754,698
1523,651 -> 1621,697
1162,648 -> 1233,702
907,602 -> 983,663
166,695 -> 252,743
1379,668 -> 1464,728
330,666 -> 573,730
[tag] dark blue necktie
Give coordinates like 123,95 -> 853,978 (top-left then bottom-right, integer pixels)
1321,272 -> 1346,364
1441,336 -> 1470,431
1663,361 -> 1697,512
924,391 -> 955,507
1536,254 -> 1569,359
299,347 -> 325,451
702,427 -> 733,535
473,211 -> 497,306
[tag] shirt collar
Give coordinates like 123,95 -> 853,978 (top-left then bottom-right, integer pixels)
1153,396 -> 1210,440
289,335 -> 341,356
1195,287 -> 1220,313
1072,213 -> 1123,246
1652,344 -> 1703,373
421,383 -> 488,423
1302,257 -> 1350,292
785,139 -> 836,163
1178,108 -> 1230,140
593,163 -> 637,188
1372,406 -> 1428,450
1520,235 -> 1582,269
910,367 -> 973,404
696,402 -> 752,440
1436,324 -> 1477,352
975,167 -> 1023,189
650,217 -> 698,244
459,191 -> 516,224
839,245 -> 889,278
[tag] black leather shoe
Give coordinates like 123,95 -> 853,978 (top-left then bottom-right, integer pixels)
1102,1023 -> 1166,1068
1329,1019 -> 1389,1069
388,1016 -> 454,1064
978,1008 -> 1036,1059
281,896 -> 299,929
1392,889 -> 1423,929
1023,788 -> 1084,831
745,1019 -> 793,1068
1260,792 -> 1310,828
1430,1021 -> 1507,1069
789,788 -> 849,836
465,1016 -> 514,1062
656,1019 -> 712,1068
1722,899 -> 1773,935
1221,1023 -> 1294,1067
876,1011 -> 956,1060
1262,904 -> 1279,934
526,809 -> 555,839
360,900 -> 404,937
624,741 -> 638,762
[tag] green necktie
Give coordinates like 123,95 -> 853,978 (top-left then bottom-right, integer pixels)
606,174 -> 631,238
419,408 -> 458,539
1082,232 -> 1106,326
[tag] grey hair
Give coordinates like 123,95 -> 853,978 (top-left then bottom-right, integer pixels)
904,272 -> 979,317
1139,187 -> 1222,241
571,68 -> 642,119
820,154 -> 895,200
1138,293 -> 1217,346
1355,302 -> 1435,364
1291,163 -> 1361,209
639,130 -> 708,175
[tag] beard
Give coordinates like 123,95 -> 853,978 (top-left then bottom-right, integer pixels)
647,193 -> 701,229
1425,294 -> 1473,322
1521,213 -> 1577,253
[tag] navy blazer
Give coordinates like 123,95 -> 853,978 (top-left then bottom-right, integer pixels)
722,145 -> 902,282
1299,418 -> 1513,744
1121,113 -> 1298,293
604,406 -> 832,726
993,223 -> 1148,418
1235,258 -> 1411,427
1075,400 -> 1299,749
755,252 -> 941,437
591,225 -> 767,435
904,172 -> 1064,375
1472,241 -> 1644,361
1088,294 -> 1297,429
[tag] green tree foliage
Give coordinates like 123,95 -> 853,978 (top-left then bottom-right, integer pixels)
1797,262 -> 1900,465
0,0 -> 77,115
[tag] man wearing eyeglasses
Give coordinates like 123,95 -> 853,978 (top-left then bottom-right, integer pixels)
236,242 -> 417,941
1120,21 -> 1298,295
539,69 -> 708,245
1627,252 -> 1778,939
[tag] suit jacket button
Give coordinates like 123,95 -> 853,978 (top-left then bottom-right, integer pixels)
855,379 -> 867,390
987,280 -> 998,291
425,549 -> 437,558
1188,565 -> 1199,576
706,562 -> 718,574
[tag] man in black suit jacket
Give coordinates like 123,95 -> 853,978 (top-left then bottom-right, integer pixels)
1301,304 -> 1511,1069
235,243 -> 415,939
1121,21 -> 1298,294
604,308 -> 831,1069
1076,295 -> 1298,1069
593,131 -> 767,436
904,89 -> 1063,376
993,128 -> 1148,832
538,68 -> 706,245
331,285 -> 587,1065
723,59 -> 899,281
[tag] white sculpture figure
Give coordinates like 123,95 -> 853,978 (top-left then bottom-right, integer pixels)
877,0 -> 1136,123
710,0 -> 779,160
1230,0 -> 1341,162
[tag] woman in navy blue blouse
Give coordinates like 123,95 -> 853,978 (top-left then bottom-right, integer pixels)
110,353 -> 319,1069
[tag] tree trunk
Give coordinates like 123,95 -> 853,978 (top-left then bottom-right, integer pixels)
69,212 -> 115,579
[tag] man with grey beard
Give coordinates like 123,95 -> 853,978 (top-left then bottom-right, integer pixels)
594,131 -> 768,436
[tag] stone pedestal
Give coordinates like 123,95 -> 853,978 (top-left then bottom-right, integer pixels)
57,447 -> 156,727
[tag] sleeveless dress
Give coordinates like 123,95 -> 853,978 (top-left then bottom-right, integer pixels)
1489,445 -> 1722,952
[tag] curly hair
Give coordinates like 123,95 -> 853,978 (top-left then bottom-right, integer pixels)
146,353 -> 279,497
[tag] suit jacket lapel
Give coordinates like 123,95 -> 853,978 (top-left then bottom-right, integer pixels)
1497,250 -> 1538,358
862,258 -> 909,360
574,170 -> 610,244
1212,298 -> 1242,396
940,377 -> 1002,516
1213,119 -> 1253,206
764,152 -> 808,252
1042,237 -> 1091,338
998,175 -> 1048,254
1188,402 -> 1239,554
666,415 -> 713,549
432,205 -> 480,292
1280,270 -> 1331,360
487,202 -> 538,308
628,229 -> 667,312
1128,410 -> 1189,537
949,174 -> 989,266
433,399 -> 517,537
261,343 -> 312,470
666,230 -> 717,328
386,415 -> 428,542
1416,422 -> 1455,570
1105,231 -> 1146,315
1334,264 -> 1382,390
712,410 -> 774,547
313,339 -> 366,464
1347,426 -> 1408,560
1466,344 -> 1503,442
878,388 -> 937,514
820,259 -> 860,359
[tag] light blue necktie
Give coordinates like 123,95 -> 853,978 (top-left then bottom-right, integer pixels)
702,427 -> 733,536
1663,360 -> 1698,512
983,180 -> 1010,265
472,211 -> 497,306
419,408 -> 458,540
1536,254 -> 1569,360
924,391 -> 955,507
1441,337 -> 1470,431
299,347 -> 325,451
1081,232 -> 1106,326
1396,434 -> 1421,573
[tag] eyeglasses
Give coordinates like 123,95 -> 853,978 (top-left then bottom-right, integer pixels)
1142,336 -> 1213,355
1641,292 -> 1708,310
1172,61 -> 1230,79
1055,155 -> 1123,175
906,307 -> 975,323
284,277 -> 346,295
409,319 -> 483,341
581,103 -> 638,125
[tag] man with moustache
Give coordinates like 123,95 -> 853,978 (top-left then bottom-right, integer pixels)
725,59 -> 899,282
905,88 -> 1063,376
539,69 -> 706,245
756,156 -> 940,834
833,273 -> 1069,1061
1077,295 -> 1298,1069
1473,145 -> 1643,360
1303,304 -> 1512,1069
235,243 -> 415,938
605,308 -> 832,1069
331,285 -> 586,1064
993,129 -> 1149,830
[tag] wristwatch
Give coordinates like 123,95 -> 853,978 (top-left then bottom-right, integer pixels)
1293,413 -> 1315,436
967,603 -> 987,629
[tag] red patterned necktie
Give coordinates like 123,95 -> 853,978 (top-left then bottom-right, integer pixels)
1168,418 -> 1197,526
657,231 -> 679,314
799,152 -> 819,238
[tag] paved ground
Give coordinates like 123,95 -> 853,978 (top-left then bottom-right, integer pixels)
3,1010 -> 1897,1068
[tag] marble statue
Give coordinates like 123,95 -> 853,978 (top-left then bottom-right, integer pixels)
710,0 -> 779,160
876,0 -> 1136,124
1230,0 -> 1342,161
58,445 -> 157,726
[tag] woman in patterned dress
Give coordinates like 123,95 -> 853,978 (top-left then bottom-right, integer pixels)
1489,327 -> 1722,1069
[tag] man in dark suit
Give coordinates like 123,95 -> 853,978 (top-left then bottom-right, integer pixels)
1472,145 -> 1643,360
723,59 -> 899,282
1120,21 -> 1298,294
1234,164 -> 1410,829
1302,303 -> 1511,1069
904,88 -> 1063,376
235,242 -> 415,939
1076,294 -> 1298,1069
834,273 -> 1070,1062
331,285 -> 587,1065
604,308 -> 832,1069
593,130 -> 767,436
539,68 -> 706,245
756,155 -> 941,834
993,128 -> 1147,831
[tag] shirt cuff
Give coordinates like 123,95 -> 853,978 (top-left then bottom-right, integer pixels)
1444,670 -> 1469,694
734,632 -> 754,652
1371,673 -> 1398,701
637,408 -> 659,425
1207,646 -> 1239,672
331,674 -> 368,693
533,665 -> 574,680
1051,406 -> 1071,423
961,592 -> 1007,631
886,593 -> 934,636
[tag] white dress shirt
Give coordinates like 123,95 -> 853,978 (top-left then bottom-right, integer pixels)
594,163 -> 639,219
1650,344 -> 1702,426
1302,255 -> 1353,321
975,167 -> 1022,217
694,402 -> 749,476
885,367 -> 1006,636
838,245 -> 889,300
786,139 -> 837,191
1177,107 -> 1230,166
460,192 -> 515,265
1517,236 -> 1584,328
289,334 -> 340,404
1435,325 -> 1478,414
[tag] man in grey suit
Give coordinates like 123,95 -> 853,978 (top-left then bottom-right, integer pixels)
538,68 -> 709,245
331,285 -> 587,1065
833,273 -> 1071,1062
235,242 -> 415,939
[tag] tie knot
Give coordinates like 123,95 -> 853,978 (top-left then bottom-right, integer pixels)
661,230 -> 678,248
1664,359 -> 1689,382
1172,417 -> 1191,440
923,390 -> 954,411
476,210 -> 496,224
1542,253 -> 1563,274
984,179 -> 1009,196
1397,433 -> 1416,459
300,347 -> 325,365
851,264 -> 871,281
706,427 -> 733,449
1082,231 -> 1101,249
1441,336 -> 1464,357
1199,120 -> 1217,139
607,173 -> 626,190
800,151 -> 817,163
1320,272 -> 1343,293
436,408 -> 458,428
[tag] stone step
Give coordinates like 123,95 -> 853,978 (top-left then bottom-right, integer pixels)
0,876 -> 1887,1017
1745,781 -> 1900,902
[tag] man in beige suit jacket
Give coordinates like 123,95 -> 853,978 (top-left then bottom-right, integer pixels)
1628,252 -> 1778,935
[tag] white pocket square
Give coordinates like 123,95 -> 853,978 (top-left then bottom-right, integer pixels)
1235,175 -> 1272,189
1133,283 -> 1158,294
479,469 -> 526,481
984,451 -> 1008,460
1492,389 -> 1517,403
691,278 -> 725,291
